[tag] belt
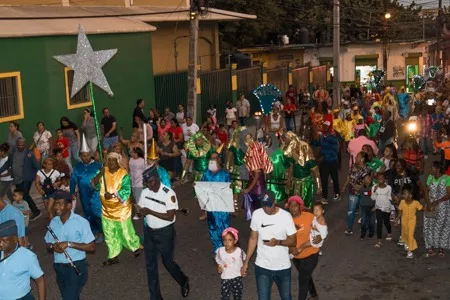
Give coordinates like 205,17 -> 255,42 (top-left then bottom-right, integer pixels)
54,259 -> 85,267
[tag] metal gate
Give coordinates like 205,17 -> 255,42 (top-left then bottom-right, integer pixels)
267,67 -> 288,93
236,66 -> 262,114
200,68 -> 231,123
311,65 -> 328,89
292,66 -> 310,93
154,71 -> 188,114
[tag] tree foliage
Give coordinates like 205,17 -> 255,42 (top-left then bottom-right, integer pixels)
213,0 -> 434,51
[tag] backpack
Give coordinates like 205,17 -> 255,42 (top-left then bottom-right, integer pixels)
40,170 -> 56,196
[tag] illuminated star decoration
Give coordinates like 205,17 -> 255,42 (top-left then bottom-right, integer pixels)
54,25 -> 117,97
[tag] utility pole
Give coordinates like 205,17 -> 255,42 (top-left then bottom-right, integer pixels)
187,1 -> 200,123
332,0 -> 341,107
436,0 -> 443,65
383,0 -> 388,80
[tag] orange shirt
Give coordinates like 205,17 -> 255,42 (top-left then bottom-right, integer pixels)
293,212 -> 319,259
434,140 -> 450,160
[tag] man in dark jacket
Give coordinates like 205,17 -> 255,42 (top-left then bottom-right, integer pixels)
0,138 -> 40,220
132,98 -> 147,128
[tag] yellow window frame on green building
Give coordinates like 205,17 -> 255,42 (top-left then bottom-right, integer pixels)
0,71 -> 24,123
64,67 -> 92,110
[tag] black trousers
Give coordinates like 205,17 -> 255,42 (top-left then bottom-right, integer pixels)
144,224 -> 188,300
319,160 -> 340,199
376,209 -> 392,239
292,253 -> 319,300
16,180 -> 39,215
54,259 -> 88,300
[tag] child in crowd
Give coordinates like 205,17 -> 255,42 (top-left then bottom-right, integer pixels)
93,150 -> 101,163
56,174 -> 74,210
215,227 -> 245,300
52,148 -> 71,177
54,128 -> 71,172
129,147 -> 146,205
381,144 -> 397,171
12,188 -> 31,249
35,158 -> 61,220
371,172 -> 394,248
398,185 -> 423,259
360,173 -> 375,240
208,104 -> 217,126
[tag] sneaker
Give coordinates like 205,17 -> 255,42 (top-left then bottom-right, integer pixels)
344,230 -> 353,235
333,194 -> 341,202
406,251 -> 413,259
360,234 -> 365,240
30,211 -> 42,221
386,236 -> 392,241
321,198 -> 328,205
397,237 -> 404,246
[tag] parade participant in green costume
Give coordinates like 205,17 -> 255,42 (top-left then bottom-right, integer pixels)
283,131 -> 321,209
182,132 -> 214,220
265,132 -> 289,203
226,126 -> 249,213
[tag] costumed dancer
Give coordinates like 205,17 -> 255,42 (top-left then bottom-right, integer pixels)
397,86 -> 411,119
182,132 -> 214,220
91,152 -> 142,266
198,152 -> 232,253
265,132 -> 289,203
226,126 -> 249,214
283,131 -> 321,209
241,131 -> 273,220
70,134 -> 103,243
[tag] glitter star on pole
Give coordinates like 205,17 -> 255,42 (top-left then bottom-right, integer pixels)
54,25 -> 117,97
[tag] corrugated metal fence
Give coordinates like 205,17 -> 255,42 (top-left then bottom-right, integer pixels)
236,66 -> 262,114
311,65 -> 328,89
267,67 -> 288,94
154,71 -> 188,114
200,69 -> 231,122
292,66 -> 310,92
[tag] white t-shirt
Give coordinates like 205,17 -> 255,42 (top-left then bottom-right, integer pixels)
181,123 -> 200,141
139,184 -> 178,229
225,107 -> 237,119
207,108 -> 217,118
371,185 -> 394,213
236,99 -> 250,117
310,217 -> 328,248
37,169 -> 61,185
250,208 -> 297,271
215,247 -> 246,280
33,130 -> 52,153
176,112 -> 185,123
0,157 -> 12,182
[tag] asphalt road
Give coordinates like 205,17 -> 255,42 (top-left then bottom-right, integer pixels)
24,153 -> 450,300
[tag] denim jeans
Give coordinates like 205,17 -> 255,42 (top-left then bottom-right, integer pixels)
347,194 -> 360,232
69,142 -> 81,164
102,136 -> 118,151
292,253 -> 319,300
419,137 -> 431,156
360,205 -> 375,237
255,265 -> 291,300
238,117 -> 247,126
54,259 -> 88,300
285,117 -> 294,131
0,180 -> 13,203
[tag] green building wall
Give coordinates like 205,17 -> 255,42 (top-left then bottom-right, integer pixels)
0,31 -> 155,141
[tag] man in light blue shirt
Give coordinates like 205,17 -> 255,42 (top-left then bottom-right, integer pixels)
0,199 -> 25,245
44,191 -> 95,300
0,220 -> 46,300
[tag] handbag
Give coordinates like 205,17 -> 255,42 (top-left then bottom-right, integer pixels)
33,132 -> 44,161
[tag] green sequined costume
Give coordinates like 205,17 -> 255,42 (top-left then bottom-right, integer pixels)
228,145 -> 247,194
288,158 -> 317,208
267,148 -> 289,203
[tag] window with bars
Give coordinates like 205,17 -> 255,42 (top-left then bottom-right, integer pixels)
0,72 -> 24,122
65,68 -> 91,109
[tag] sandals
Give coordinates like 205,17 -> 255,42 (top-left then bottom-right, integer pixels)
438,249 -> 445,257
375,241 -> 382,248
134,245 -> 144,257
425,249 -> 436,258
103,257 -> 120,266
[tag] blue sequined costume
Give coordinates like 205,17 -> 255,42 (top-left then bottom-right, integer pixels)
201,169 -> 231,254
70,160 -> 102,234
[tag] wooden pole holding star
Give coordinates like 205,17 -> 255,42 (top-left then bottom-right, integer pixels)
54,25 -> 117,191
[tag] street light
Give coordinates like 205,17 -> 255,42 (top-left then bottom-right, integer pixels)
385,12 -> 391,19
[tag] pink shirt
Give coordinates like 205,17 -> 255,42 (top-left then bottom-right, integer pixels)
157,123 -> 171,136
348,136 -> 378,167
129,157 -> 146,188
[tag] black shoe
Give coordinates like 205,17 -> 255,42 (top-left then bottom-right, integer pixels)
181,277 -> 190,297
360,234 -> 365,240
30,211 -> 42,221
368,234 -> 374,238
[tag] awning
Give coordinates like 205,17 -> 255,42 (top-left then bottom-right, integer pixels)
355,54 -> 379,66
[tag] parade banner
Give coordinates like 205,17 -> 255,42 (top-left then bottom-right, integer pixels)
194,182 -> 234,212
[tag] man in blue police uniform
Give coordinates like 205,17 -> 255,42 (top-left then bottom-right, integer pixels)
137,166 -> 190,300
45,191 -> 95,300
0,220 -> 46,300
0,198 -> 26,246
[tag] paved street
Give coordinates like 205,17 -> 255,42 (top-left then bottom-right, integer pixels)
23,151 -> 450,300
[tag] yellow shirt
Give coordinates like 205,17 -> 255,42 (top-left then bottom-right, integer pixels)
333,118 -> 345,136
343,119 -> 356,141
398,200 -> 423,223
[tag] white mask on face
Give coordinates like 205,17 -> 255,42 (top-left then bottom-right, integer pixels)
208,160 -> 219,172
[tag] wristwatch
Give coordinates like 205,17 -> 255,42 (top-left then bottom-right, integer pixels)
68,242 -> 72,248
